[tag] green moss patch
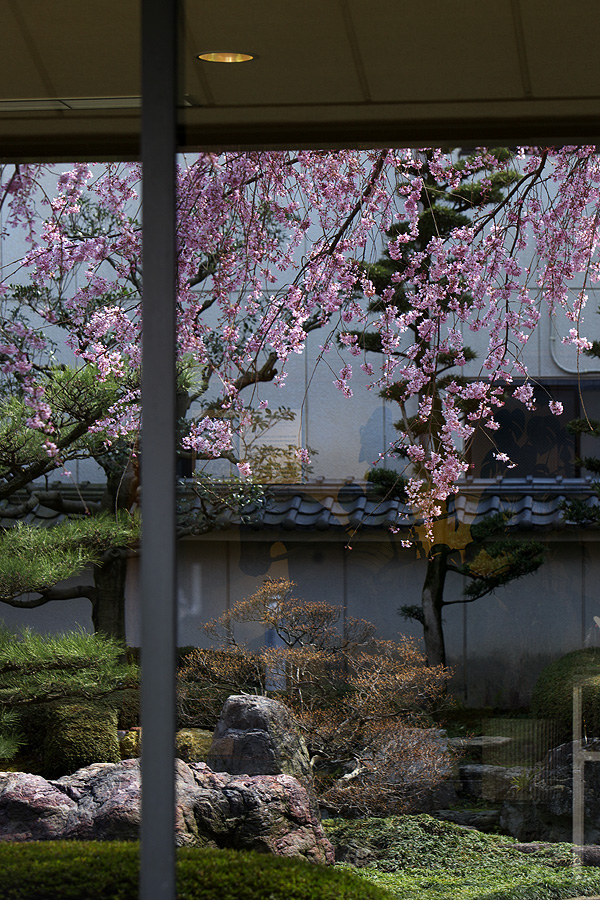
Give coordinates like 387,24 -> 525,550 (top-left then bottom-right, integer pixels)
324,815 -> 600,900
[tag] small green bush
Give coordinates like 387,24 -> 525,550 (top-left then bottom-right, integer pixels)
0,842 -> 394,900
118,728 -> 213,762
119,728 -> 141,759
42,701 -> 121,778
530,648 -> 600,739
111,687 -> 140,731
175,728 -> 213,763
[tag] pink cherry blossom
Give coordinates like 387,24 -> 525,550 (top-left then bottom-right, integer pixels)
2,148 -> 600,526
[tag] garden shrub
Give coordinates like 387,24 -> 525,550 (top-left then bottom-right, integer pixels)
175,728 -> 213,763
119,728 -> 141,759
0,842 -> 394,900
42,701 -> 121,778
530,648 -> 600,739
111,686 -> 140,731
0,627 -> 137,773
118,728 -> 213,762
178,578 -> 453,816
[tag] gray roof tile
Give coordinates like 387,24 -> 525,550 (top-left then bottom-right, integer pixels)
239,479 -> 600,533
3,478 -> 598,535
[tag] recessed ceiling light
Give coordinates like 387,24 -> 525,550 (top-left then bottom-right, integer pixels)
197,51 -> 255,63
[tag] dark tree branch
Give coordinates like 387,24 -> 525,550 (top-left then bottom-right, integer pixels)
470,152 -> 548,240
315,150 -> 389,259
1,583 -> 97,609
442,594 -> 490,607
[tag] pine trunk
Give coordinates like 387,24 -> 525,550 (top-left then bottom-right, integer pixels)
92,553 -> 127,643
421,552 -> 448,668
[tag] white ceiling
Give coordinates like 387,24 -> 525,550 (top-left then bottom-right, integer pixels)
2,0 -> 600,159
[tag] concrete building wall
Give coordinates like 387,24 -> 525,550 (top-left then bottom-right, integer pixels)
104,530 -> 597,708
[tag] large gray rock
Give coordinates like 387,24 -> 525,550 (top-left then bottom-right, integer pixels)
206,694 -> 322,820
459,764 -> 531,803
206,695 -> 312,783
0,758 -> 334,864
498,741 -> 600,843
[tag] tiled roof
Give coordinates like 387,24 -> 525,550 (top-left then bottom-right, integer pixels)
0,483 -> 105,529
3,478 -> 598,534
245,478 -> 600,533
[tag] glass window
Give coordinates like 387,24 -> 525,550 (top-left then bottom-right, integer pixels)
467,382 -> 600,479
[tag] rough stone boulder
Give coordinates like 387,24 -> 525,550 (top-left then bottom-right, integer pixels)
498,740 -> 600,843
0,758 -> 334,864
206,695 -> 312,783
459,764 -> 530,803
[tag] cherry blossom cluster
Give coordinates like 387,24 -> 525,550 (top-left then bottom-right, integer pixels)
1,148 -> 600,524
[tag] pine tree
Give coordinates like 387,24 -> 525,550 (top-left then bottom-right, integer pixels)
352,150 -> 545,667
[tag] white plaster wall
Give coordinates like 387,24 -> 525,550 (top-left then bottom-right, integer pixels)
0,570 -> 93,636
150,531 -> 600,708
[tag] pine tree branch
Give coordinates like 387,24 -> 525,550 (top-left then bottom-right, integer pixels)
0,584 -> 97,608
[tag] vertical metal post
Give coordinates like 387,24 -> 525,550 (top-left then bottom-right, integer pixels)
573,684 -> 584,858
140,0 -> 177,898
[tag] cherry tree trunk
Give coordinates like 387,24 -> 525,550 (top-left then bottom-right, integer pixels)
421,552 -> 448,668
92,554 -> 128,644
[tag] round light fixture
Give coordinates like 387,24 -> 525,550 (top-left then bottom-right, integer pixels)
197,51 -> 254,63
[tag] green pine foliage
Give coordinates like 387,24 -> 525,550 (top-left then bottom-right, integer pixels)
0,512 -> 139,602
0,627 -> 136,773
365,468 -> 408,501
0,364 -> 131,479
353,150 -> 519,468
0,706 -> 23,761
460,537 -> 546,601
0,626 -> 136,709
350,152 -> 545,666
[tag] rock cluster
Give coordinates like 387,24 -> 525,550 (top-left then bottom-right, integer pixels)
498,741 -> 600,844
0,757 -> 333,863
438,740 -> 600,845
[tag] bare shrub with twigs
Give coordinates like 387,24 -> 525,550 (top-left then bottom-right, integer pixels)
178,578 -> 454,815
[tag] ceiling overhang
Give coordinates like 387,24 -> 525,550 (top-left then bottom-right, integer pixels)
2,0 -> 600,160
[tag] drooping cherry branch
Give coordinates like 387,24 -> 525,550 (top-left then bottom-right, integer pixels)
1,148 -> 599,526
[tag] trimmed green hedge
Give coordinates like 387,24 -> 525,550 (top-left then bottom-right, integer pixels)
530,648 -> 600,739
0,842 -> 394,900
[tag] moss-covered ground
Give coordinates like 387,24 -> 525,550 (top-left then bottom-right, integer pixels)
324,815 -> 600,900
